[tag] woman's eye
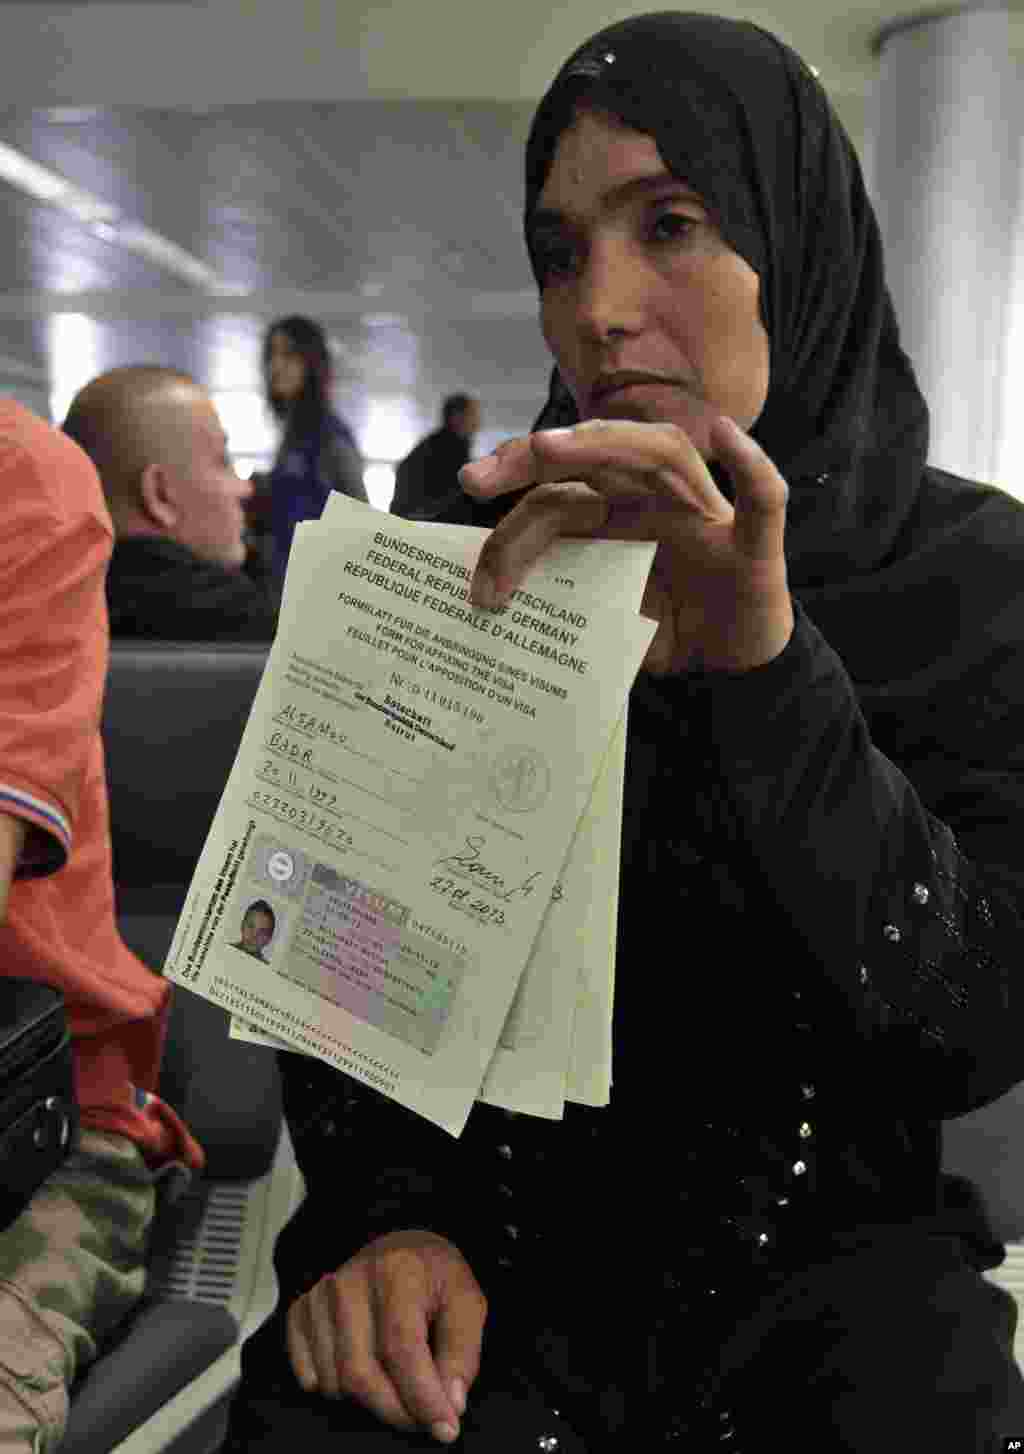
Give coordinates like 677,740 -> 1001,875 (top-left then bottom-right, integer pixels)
650,211 -> 700,243
533,210 -> 699,282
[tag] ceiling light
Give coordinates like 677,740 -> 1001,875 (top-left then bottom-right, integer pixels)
207,280 -> 255,296
0,141 -> 67,204
0,137 -> 234,290
111,221 -> 221,288
0,141 -> 119,224
45,108 -> 103,124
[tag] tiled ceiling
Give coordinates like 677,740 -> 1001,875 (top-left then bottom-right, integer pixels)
0,0 -> 1022,462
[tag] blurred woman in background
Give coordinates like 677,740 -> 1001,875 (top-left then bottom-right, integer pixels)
263,315 -> 368,591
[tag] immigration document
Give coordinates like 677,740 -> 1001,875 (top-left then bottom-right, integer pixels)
164,503 -> 656,1136
477,705 -> 626,1116
232,502 -> 650,1117
231,503 -> 648,1103
564,708 -> 626,1108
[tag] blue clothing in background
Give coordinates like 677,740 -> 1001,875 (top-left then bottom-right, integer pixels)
269,413 -> 367,587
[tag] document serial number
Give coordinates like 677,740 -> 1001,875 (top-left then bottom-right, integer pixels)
250,791 -> 354,848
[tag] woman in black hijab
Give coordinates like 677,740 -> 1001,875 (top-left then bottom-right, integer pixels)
225,13 -> 1024,1452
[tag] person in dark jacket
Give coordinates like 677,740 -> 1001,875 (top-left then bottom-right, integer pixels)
225,13 -> 1024,1453
63,365 -> 277,641
264,316 -> 368,591
390,394 -> 482,521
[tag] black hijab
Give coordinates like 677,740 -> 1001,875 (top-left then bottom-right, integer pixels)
511,11 -> 1024,894
523,9 -> 930,589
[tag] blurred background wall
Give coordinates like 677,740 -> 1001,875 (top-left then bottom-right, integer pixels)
0,0 -> 1021,505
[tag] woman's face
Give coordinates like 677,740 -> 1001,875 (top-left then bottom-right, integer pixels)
267,331 -> 307,403
532,108 -> 770,461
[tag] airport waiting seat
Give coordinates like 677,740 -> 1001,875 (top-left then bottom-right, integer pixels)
61,641 -> 304,1454
943,1090 -> 1024,1372
944,1093 -> 1024,1248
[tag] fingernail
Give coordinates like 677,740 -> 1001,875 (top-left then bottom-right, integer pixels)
431,1420 -> 459,1443
448,1377 -> 467,1415
464,454 -> 498,480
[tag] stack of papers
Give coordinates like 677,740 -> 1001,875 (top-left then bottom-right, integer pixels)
163,495 -> 656,1137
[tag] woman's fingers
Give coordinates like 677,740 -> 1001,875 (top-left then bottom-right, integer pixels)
284,1261 -> 459,1438
288,1279 -> 348,1398
286,1294 -> 320,1393
461,421 -> 732,520
469,484 -> 722,609
459,435 -> 537,497
471,483 -> 610,605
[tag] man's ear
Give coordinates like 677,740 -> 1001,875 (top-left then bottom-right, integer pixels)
138,461 -> 179,531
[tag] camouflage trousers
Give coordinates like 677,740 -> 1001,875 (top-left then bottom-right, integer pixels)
0,1129 -> 155,1453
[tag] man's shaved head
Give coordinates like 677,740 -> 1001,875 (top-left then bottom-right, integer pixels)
62,364 -> 252,569
63,365 -> 198,516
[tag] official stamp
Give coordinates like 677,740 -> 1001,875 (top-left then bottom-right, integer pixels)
490,744 -> 551,814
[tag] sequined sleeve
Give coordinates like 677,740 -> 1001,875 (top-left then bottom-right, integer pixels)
696,595 -> 1024,1118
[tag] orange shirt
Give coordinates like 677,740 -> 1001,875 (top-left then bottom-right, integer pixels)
0,400 -> 202,1171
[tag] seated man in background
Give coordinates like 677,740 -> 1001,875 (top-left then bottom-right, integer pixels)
63,365 -> 278,641
390,393 -> 484,523
0,399 -> 204,1452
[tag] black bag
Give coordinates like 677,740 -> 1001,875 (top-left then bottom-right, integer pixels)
0,979 -> 78,1234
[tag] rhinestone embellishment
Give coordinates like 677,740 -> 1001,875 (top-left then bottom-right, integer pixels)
913,883 -> 930,904
883,924 -> 902,942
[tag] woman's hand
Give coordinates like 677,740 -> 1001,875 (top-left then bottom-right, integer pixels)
287,1229 -> 486,1444
459,415 -> 794,676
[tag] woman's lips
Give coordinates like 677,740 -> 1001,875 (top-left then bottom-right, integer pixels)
592,379 -> 679,404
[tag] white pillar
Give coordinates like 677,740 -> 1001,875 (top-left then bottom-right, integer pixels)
869,4 -> 1023,487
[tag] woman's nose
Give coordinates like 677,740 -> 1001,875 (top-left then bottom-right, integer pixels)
575,245 -> 644,340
